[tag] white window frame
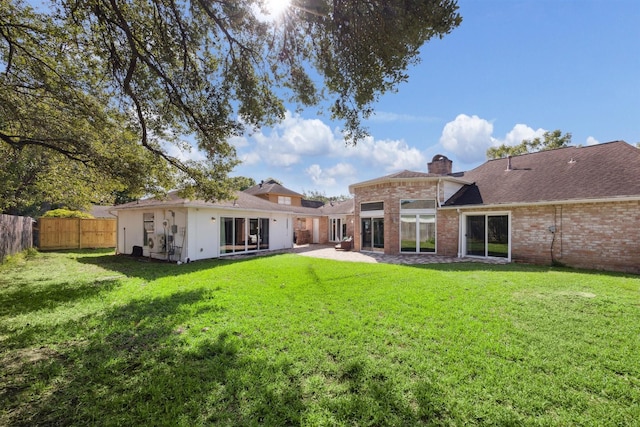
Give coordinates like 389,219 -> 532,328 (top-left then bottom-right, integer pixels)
329,216 -> 346,242
359,201 -> 385,252
460,211 -> 511,261
278,196 -> 291,205
399,199 -> 437,254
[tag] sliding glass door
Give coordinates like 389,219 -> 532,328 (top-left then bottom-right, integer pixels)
361,217 -> 384,251
466,215 -> 486,256
465,214 -> 509,259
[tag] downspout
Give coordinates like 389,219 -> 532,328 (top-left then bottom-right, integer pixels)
436,179 -> 442,208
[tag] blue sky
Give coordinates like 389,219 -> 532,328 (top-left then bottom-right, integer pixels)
217,1 -> 640,196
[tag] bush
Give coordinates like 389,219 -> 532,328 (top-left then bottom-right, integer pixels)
42,209 -> 94,219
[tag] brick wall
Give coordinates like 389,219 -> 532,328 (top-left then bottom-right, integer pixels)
458,201 -> 639,274
510,205 -> 556,265
353,180 -> 440,254
436,210 -> 459,257
554,201 -> 639,274
354,179 -> 639,273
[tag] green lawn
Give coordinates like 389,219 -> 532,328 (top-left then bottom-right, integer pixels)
1,250 -> 639,426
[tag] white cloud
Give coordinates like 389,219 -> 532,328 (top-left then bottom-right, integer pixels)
240,112 -> 343,167
586,136 -> 600,146
305,164 -> 335,187
439,114 -> 496,164
502,124 -> 546,146
229,135 -> 250,148
162,139 -> 207,162
305,163 -> 357,187
327,162 -> 357,177
439,115 -> 556,165
237,111 -> 426,173
305,162 -> 358,192
351,136 -> 425,171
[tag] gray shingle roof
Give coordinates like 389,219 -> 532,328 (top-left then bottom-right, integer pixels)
244,180 -> 303,197
111,190 -> 321,215
319,199 -> 354,215
445,141 -> 640,206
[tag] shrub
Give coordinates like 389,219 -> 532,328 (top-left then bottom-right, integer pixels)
41,209 -> 94,219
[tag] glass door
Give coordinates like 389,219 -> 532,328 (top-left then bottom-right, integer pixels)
487,215 -> 509,258
373,218 -> 384,250
466,215 -> 486,256
465,214 -> 509,258
361,218 -> 372,251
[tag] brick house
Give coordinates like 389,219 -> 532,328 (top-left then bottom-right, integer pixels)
349,141 -> 640,274
244,179 -> 354,244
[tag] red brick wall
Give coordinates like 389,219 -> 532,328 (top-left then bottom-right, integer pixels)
436,210 -> 459,257
353,177 -> 639,273
458,201 -> 640,274
318,216 -> 329,244
353,180 -> 440,254
554,201 -> 639,274
510,205 -> 556,265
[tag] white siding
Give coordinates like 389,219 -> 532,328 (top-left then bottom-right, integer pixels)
117,207 -> 295,262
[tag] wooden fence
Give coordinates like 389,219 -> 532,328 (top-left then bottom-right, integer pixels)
38,218 -> 117,250
0,214 -> 34,262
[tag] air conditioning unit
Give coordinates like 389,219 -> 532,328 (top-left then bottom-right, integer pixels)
156,233 -> 167,251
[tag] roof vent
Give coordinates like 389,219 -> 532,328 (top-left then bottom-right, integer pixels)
505,156 -> 512,171
568,158 -> 576,164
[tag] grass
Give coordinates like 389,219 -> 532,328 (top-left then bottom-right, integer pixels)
1,250 -> 639,426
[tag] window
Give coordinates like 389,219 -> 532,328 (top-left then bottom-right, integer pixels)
278,196 -> 291,205
329,218 -> 344,242
362,201 -> 384,211
143,213 -> 154,246
400,199 -> 436,210
401,215 -> 436,253
464,214 -> 510,259
400,199 -> 436,253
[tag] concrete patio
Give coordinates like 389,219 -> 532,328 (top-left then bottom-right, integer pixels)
291,244 -> 509,265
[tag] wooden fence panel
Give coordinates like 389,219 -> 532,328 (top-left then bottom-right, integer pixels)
38,218 -> 116,250
80,219 -> 117,248
0,214 -> 33,261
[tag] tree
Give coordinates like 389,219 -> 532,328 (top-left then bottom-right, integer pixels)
1,0 -> 462,211
303,189 -> 351,204
486,130 -> 573,159
229,176 -> 256,191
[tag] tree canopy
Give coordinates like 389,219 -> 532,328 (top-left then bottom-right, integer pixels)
1,0 -> 462,214
486,130 -> 573,160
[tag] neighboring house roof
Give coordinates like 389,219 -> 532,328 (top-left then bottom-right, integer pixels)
349,169 -> 470,192
444,141 -> 640,207
111,191 -> 321,215
89,205 -> 116,218
244,180 -> 303,197
301,199 -> 324,208
319,199 -> 355,215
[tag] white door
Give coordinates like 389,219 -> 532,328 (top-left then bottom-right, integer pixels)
312,218 -> 320,243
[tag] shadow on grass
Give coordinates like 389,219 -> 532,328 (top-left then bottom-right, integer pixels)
0,279 -> 120,317
1,286 -> 452,426
76,250 -> 290,281
407,260 -> 640,278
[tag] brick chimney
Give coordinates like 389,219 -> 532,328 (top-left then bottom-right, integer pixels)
427,154 -> 452,175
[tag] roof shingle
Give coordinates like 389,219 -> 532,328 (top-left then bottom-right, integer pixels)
445,141 -> 640,206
